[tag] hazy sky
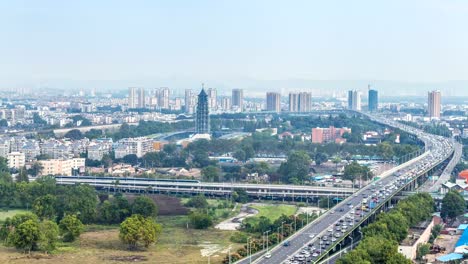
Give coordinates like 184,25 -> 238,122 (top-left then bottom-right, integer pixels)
1,0 -> 468,92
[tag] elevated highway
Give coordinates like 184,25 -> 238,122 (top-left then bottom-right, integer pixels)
54,176 -> 354,200
243,114 -> 455,264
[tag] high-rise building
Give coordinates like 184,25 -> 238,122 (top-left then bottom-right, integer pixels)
289,92 -> 299,112
196,88 -> 210,134
298,92 -> 312,112
347,90 -> 361,111
266,92 -> 281,112
158,87 -> 170,109
232,89 -> 244,111
347,90 -> 353,109
128,87 -> 145,108
368,88 -> 378,112
184,89 -> 196,114
428,90 -> 441,119
207,88 -> 217,110
288,92 -> 312,112
221,97 -> 231,111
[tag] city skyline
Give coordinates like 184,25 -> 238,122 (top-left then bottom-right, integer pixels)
1,1 -> 468,96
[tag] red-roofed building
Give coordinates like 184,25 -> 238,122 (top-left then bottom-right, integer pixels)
459,170 -> 468,183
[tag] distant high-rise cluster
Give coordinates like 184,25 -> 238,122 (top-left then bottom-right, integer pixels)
196,88 -> 210,134
428,90 -> 441,119
156,87 -> 170,109
368,87 -> 378,112
288,92 -> 312,112
221,97 -> 231,111
128,87 -> 145,108
185,89 -> 196,114
207,88 -> 217,110
232,89 -> 244,111
266,92 -> 281,112
347,90 -> 361,111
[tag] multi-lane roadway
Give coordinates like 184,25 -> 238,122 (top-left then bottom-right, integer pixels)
245,115 -> 455,264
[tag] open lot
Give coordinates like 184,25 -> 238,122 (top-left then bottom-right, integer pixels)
0,215 -> 242,264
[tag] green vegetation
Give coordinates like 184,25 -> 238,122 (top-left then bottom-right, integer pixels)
0,209 -> 30,222
119,214 -> 162,250
343,161 -> 374,182
278,151 -> 311,183
189,212 -> 213,229
338,193 -> 434,264
441,190 -> 466,220
185,195 -> 209,209
250,204 -> 297,221
416,243 -> 431,260
131,196 -> 158,218
59,215 -> 84,242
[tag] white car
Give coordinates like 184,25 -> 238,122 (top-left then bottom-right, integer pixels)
265,253 -> 271,259
309,234 -> 315,238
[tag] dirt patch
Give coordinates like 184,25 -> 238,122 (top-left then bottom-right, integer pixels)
106,255 -> 148,262
126,194 -> 189,215
215,203 -> 259,230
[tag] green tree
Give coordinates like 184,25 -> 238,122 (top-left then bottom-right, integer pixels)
59,214 -> 84,242
27,162 -> 43,177
33,194 -> 57,220
378,142 -> 395,160
185,195 -> 209,209
57,184 -> 98,223
278,151 -> 311,183
189,211 -> 213,229
201,165 -> 220,182
343,161 -> 373,181
64,129 -> 84,140
416,243 -> 430,260
99,195 -> 131,224
232,188 -> 249,203
38,220 -> 59,252
233,150 -> 246,162
10,219 -> 41,254
314,152 -> 328,166
441,191 -> 466,220
16,167 -> 29,183
132,196 -> 158,218
123,154 -> 139,166
337,248 -> 371,264
119,214 -> 162,250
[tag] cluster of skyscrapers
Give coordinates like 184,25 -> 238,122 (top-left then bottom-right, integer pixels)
347,86 -> 379,112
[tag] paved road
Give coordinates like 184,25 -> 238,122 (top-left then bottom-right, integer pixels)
239,114 -> 454,264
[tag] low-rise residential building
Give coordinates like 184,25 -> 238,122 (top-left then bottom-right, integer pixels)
39,158 -> 85,176
0,138 -> 10,158
7,152 -> 25,169
311,126 -> 351,144
114,137 -> 153,158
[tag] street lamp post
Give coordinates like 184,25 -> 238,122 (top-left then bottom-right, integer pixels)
281,221 -> 286,241
247,237 -> 252,264
277,227 -> 281,244
265,230 -> 271,254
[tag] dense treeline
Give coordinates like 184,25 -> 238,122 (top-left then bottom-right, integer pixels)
112,120 -> 194,140
0,170 -> 162,253
337,193 -> 435,264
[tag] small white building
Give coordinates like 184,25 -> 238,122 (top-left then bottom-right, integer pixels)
7,152 -> 25,169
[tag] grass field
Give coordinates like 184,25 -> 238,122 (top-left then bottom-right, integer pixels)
0,214 -> 242,264
0,209 -> 30,222
250,204 -> 297,221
